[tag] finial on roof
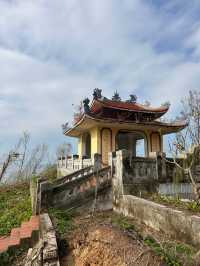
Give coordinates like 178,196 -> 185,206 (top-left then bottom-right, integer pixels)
83,98 -> 90,113
93,88 -> 102,99
143,100 -> 150,107
161,101 -> 170,108
112,91 -> 121,101
127,94 -> 137,103
62,122 -> 69,133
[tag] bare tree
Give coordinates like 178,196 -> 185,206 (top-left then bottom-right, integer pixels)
15,132 -> 30,178
73,101 -> 83,124
0,132 -> 29,182
56,142 -> 72,158
0,132 -> 49,182
166,141 -> 200,204
0,152 -> 19,182
22,144 -> 48,179
179,90 -> 200,146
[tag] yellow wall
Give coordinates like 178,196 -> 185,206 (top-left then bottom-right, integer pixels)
78,135 -> 82,157
90,126 -> 101,155
78,127 -> 163,159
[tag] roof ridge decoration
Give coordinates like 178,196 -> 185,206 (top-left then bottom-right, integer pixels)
62,122 -> 69,133
83,98 -> 90,113
126,94 -> 137,103
112,91 -> 121,101
93,88 -> 102,99
161,101 -> 171,108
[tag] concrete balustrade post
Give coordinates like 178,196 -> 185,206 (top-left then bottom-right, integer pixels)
80,155 -> 83,170
93,153 -> 102,172
65,155 -> 67,169
160,152 -> 167,181
113,150 -> 130,206
108,152 -> 114,177
155,152 -> 167,181
71,155 -> 74,171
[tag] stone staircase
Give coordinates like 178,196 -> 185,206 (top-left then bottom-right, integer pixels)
36,165 -> 112,212
0,216 -> 39,254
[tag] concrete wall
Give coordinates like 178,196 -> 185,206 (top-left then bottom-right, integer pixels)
115,195 -> 200,248
25,214 -> 60,266
112,149 -> 200,248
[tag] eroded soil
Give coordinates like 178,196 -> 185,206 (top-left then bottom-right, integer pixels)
60,211 -> 164,266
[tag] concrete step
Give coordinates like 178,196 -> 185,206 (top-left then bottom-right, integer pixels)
0,215 -> 40,254
0,237 -> 9,253
20,222 -> 33,239
9,228 -> 20,247
29,216 -> 40,230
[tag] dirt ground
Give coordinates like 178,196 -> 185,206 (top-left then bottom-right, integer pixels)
60,211 -> 165,266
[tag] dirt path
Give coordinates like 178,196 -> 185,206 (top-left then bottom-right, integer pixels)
60,211 -> 164,266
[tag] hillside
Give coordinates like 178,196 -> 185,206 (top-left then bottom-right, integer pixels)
0,182 -> 32,237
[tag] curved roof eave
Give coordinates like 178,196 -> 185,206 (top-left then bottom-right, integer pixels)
63,114 -> 188,137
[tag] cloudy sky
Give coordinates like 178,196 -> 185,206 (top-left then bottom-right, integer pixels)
0,0 -> 200,154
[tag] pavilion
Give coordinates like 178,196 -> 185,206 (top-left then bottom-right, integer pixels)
63,89 -> 187,164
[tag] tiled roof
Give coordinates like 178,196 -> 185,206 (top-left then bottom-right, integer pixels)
90,98 -> 169,114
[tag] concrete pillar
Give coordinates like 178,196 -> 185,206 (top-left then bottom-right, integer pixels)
65,155 -> 67,169
153,152 -> 167,181
108,151 -> 116,177
114,150 -> 130,199
92,153 -> 102,171
80,155 -> 83,169
160,152 -> 167,181
71,155 -> 74,171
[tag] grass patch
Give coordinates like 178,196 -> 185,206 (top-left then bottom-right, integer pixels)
144,236 -> 195,266
111,214 -> 135,231
48,208 -> 76,236
151,194 -> 200,213
0,247 -> 26,266
111,212 -> 196,265
0,182 -> 32,236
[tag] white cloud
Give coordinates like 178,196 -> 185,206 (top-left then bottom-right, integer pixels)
0,0 -> 200,152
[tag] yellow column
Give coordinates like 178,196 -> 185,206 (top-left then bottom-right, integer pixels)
78,135 -> 83,157
90,127 -> 101,156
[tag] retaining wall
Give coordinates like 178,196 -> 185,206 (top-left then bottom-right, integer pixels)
115,195 -> 200,248
112,150 -> 200,248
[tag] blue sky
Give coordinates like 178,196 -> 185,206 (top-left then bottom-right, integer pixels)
0,0 -> 200,155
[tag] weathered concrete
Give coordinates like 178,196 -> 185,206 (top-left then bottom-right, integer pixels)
112,150 -> 200,248
40,166 -> 112,211
57,155 -> 93,178
25,213 -> 60,266
115,195 -> 200,248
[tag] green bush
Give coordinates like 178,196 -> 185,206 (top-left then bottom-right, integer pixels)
40,164 -> 57,182
0,182 -> 32,236
144,237 -> 195,266
111,214 -> 135,231
48,208 -> 75,235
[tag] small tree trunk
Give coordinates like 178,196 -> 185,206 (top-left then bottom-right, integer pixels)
188,169 -> 200,204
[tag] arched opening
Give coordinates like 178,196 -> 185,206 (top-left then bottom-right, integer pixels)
101,128 -> 112,164
83,132 -> 91,158
116,131 -> 147,157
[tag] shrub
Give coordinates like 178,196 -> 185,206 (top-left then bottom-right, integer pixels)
0,182 -> 32,236
40,164 -> 57,182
